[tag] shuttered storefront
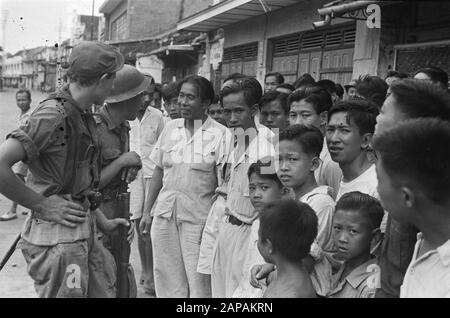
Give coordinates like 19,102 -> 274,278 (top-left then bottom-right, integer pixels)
270,23 -> 356,85
221,42 -> 258,79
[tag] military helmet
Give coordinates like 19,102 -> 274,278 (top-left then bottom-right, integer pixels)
105,64 -> 151,103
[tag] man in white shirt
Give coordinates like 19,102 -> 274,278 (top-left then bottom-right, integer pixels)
325,100 -> 379,201
373,118 -> 450,297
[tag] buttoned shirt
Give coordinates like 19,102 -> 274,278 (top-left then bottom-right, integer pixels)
149,117 -> 232,224
312,253 -> 380,298
400,233 -> 450,298
95,105 -> 130,196
299,186 -> 335,251
225,125 -> 275,224
129,106 -> 165,178
8,86 -> 98,245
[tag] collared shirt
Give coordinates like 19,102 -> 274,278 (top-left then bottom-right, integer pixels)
311,253 -> 380,298
149,117 -> 232,224
8,86 -> 98,245
225,125 -> 275,224
129,106 -> 165,178
335,164 -> 388,234
315,139 -> 342,199
95,105 -> 130,194
400,233 -> 450,298
299,186 -> 335,251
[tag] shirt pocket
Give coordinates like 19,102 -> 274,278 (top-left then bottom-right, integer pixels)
162,148 -> 176,169
189,151 -> 216,195
72,159 -> 91,193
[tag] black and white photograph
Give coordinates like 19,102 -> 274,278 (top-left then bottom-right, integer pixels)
0,0 -> 449,301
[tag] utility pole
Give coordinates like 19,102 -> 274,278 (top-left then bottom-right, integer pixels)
91,0 -> 95,40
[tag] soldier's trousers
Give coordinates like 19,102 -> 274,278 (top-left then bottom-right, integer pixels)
19,216 -> 116,298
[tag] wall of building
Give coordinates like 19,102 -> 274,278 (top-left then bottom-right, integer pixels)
129,0 -> 182,38
182,0 -> 213,20
107,0 -> 129,40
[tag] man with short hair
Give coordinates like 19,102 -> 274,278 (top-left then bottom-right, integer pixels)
0,89 -> 32,221
264,72 -> 284,93
211,77 -> 275,297
373,118 -> 450,297
354,75 -> 389,109
374,79 -> 450,298
0,41 -> 128,298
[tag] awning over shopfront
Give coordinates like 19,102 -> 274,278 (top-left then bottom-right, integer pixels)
143,44 -> 195,58
177,0 -> 300,32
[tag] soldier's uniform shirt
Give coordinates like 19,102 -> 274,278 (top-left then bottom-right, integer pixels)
95,105 -> 130,205
7,85 -> 115,298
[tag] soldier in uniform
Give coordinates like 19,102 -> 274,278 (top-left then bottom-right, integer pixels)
95,65 -> 151,297
0,41 -> 129,298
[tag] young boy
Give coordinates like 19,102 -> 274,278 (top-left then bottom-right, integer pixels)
259,91 -> 289,131
0,89 -> 32,221
258,200 -> 318,298
232,159 -> 285,298
161,81 -> 181,120
373,118 -> 450,297
311,191 -> 384,298
288,88 -> 342,197
208,95 -> 226,126
277,124 -> 335,251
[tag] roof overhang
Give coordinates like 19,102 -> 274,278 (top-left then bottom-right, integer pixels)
99,0 -> 124,15
177,0 -> 302,32
145,44 -> 195,57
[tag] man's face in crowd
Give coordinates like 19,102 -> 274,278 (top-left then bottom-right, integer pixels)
164,96 -> 182,119
264,75 -> 279,93
326,112 -> 366,165
375,157 -> 410,223
289,100 -> 322,129
346,87 -> 357,100
150,91 -> 162,110
260,99 -> 288,130
125,93 -> 145,121
222,91 -> 256,130
16,93 -> 31,112
208,103 -> 226,126
375,93 -> 406,136
178,82 -> 206,121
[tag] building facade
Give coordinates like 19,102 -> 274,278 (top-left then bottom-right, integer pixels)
176,0 -> 450,89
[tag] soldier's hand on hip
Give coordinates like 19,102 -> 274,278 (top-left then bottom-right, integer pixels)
118,151 -> 142,168
34,194 -> 87,228
139,213 -> 153,241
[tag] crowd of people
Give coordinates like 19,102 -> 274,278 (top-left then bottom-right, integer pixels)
0,40 -> 449,298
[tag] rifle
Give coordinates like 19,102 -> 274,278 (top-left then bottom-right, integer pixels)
0,233 -> 21,272
113,168 -> 133,298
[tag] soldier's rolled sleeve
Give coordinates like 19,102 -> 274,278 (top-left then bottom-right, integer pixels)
7,105 -> 64,164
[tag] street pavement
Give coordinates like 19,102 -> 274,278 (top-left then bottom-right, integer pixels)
0,88 -> 153,298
